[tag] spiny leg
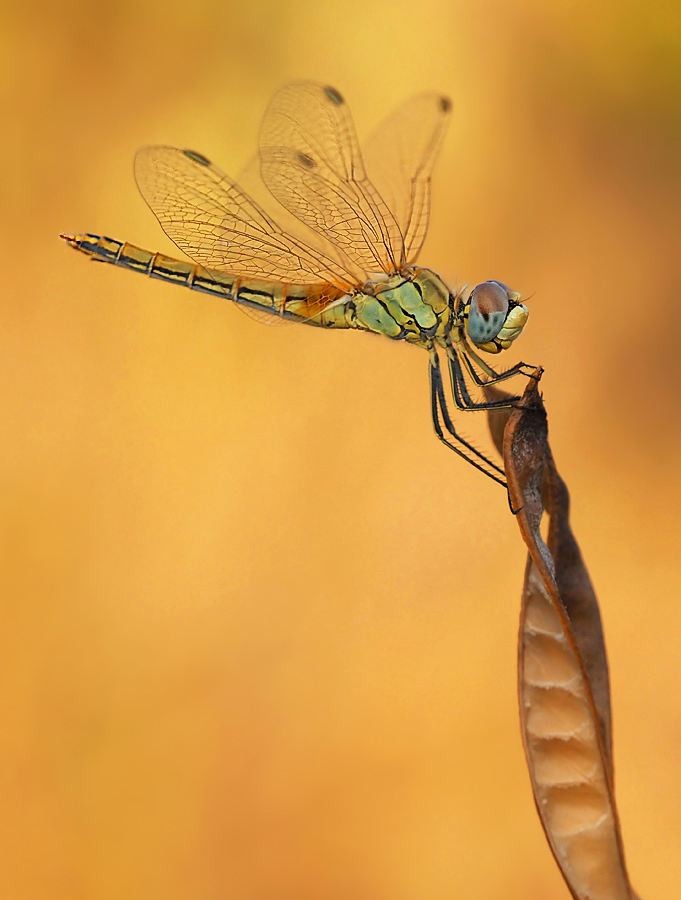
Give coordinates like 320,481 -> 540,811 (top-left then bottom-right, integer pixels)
459,352 -> 536,388
429,353 -> 508,488
437,373 -> 507,479
430,354 -> 524,513
458,350 -> 537,390
456,333 -> 538,387
434,359 -> 506,477
448,351 -> 522,412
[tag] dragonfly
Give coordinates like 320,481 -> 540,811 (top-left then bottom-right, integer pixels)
62,81 -> 535,489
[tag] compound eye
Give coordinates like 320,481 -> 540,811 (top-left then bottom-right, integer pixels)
466,281 -> 509,344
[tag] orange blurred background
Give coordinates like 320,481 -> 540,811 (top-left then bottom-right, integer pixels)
1,0 -> 680,897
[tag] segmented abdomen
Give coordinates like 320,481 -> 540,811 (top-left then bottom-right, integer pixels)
62,234 -> 352,328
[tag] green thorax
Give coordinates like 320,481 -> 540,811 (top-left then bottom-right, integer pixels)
350,268 -> 452,348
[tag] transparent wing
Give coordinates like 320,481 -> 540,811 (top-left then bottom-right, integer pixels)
362,93 -> 451,264
134,145 -> 361,290
258,81 -> 404,275
236,153 -> 362,281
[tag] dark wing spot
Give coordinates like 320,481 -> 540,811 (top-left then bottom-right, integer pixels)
297,151 -> 315,169
323,86 -> 344,105
439,96 -> 452,113
183,149 -> 211,166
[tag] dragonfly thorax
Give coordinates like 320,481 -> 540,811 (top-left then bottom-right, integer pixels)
352,268 -> 453,347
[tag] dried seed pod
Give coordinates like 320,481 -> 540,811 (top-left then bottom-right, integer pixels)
487,377 -> 640,900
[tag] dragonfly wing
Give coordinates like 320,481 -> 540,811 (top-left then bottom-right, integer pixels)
362,93 -> 451,264
259,82 -> 404,275
134,145 -> 360,290
236,153 -> 362,281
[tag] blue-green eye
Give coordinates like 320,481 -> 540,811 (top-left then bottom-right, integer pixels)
466,281 -> 509,344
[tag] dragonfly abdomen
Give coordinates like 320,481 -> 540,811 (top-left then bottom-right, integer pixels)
62,233 -> 235,293
61,233 -> 355,327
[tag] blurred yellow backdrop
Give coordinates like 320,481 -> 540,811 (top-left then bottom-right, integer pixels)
1,0 -> 680,897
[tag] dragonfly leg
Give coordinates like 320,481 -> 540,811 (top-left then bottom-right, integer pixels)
456,333 -> 539,384
448,351 -> 522,412
429,353 -> 508,488
460,352 -> 538,389
452,332 -> 539,387
443,332 -> 538,413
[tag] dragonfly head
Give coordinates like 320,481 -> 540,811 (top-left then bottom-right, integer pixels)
462,281 -> 528,354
